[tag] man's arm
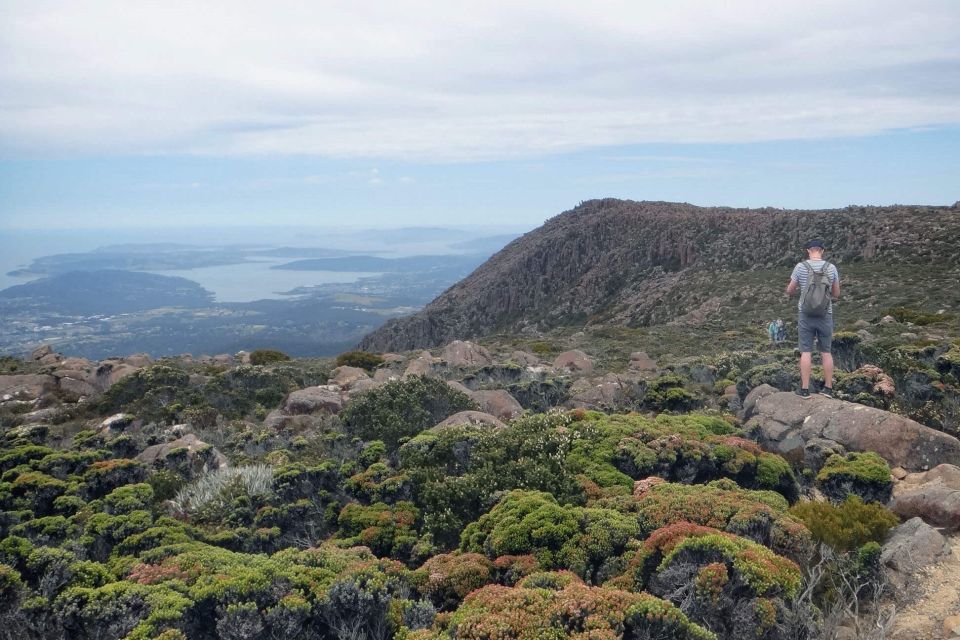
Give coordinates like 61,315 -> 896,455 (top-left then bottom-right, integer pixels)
831,266 -> 841,300
786,279 -> 798,296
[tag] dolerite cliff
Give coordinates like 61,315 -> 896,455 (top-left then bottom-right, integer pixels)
360,199 -> 960,352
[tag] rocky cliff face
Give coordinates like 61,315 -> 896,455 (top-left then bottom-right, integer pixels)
360,199 -> 960,352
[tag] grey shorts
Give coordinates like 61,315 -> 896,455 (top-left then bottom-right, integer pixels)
798,312 -> 833,353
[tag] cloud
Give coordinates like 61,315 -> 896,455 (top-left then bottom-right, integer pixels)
1,1 -> 958,160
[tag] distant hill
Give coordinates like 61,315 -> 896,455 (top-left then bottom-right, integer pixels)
360,198 -> 960,352
0,270 -> 214,315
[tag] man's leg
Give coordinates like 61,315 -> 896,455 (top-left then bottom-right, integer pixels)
800,352 -> 812,389
822,352 -> 834,389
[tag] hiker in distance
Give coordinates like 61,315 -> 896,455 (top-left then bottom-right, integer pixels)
785,239 -> 840,398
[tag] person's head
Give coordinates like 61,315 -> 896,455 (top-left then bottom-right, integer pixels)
804,239 -> 825,258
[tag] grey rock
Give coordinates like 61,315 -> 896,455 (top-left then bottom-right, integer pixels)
442,340 -> 493,368
97,413 -> 135,436
404,351 -> 439,378
30,344 -> 54,361
553,349 -> 594,374
742,385 -> 960,472
509,350 -> 541,366
0,374 -> 56,399
881,517 -> 950,587
468,389 -> 523,420
283,386 -> 343,415
569,373 -> 642,411
58,376 -> 98,398
330,366 -> 370,388
890,483 -> 960,530
373,368 -> 398,383
136,433 -> 229,476
446,380 -> 472,395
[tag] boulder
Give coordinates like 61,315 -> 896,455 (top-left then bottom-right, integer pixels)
900,464 -> 960,490
97,413 -> 135,436
283,386 -> 343,415
211,354 -> 234,365
330,366 -> 371,388
944,616 -> 960,639
435,410 -> 507,430
235,351 -> 252,365
446,380 -> 473,395
404,350 -> 439,378
853,319 -> 871,329
373,368 -> 398,383
742,385 -> 960,472
123,353 -> 153,368
509,350 -> 541,366
58,377 -> 98,398
136,433 -> 229,477
30,345 -> 54,361
881,517 -> 951,588
0,374 -> 56,399
341,377 -> 379,401
38,353 -> 62,366
94,362 -> 140,392
468,389 -> 523,420
890,467 -> 960,530
553,349 -> 594,374
442,340 -> 493,368
628,351 -> 658,374
568,373 -> 641,411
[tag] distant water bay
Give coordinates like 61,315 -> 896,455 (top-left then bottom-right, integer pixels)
143,259 -> 380,303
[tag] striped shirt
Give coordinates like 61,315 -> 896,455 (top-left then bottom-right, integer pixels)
791,259 -> 839,314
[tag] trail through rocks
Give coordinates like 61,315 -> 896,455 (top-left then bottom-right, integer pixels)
891,533 -> 960,640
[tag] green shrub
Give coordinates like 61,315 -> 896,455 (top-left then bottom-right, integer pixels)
336,501 -> 419,560
341,376 -> 476,448
460,490 -> 637,583
335,351 -> 385,371
816,452 -> 892,503
414,552 -> 493,610
630,480 -> 811,562
98,365 -> 190,414
249,349 -> 291,366
789,496 -> 899,552
423,583 -> 714,640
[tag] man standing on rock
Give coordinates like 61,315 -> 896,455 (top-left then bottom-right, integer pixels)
785,239 -> 840,398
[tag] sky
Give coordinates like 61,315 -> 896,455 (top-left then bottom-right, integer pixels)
1,0 -> 959,230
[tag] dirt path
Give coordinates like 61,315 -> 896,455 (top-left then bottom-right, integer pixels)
890,533 -> 960,640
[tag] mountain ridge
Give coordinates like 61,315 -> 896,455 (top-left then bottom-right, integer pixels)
359,198 -> 960,352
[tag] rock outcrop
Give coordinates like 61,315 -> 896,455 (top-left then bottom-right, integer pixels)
742,385 -> 960,472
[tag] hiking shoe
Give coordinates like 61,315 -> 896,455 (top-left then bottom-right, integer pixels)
819,387 -> 833,398
795,388 -> 811,399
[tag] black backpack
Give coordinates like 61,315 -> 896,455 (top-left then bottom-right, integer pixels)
800,260 -> 832,316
